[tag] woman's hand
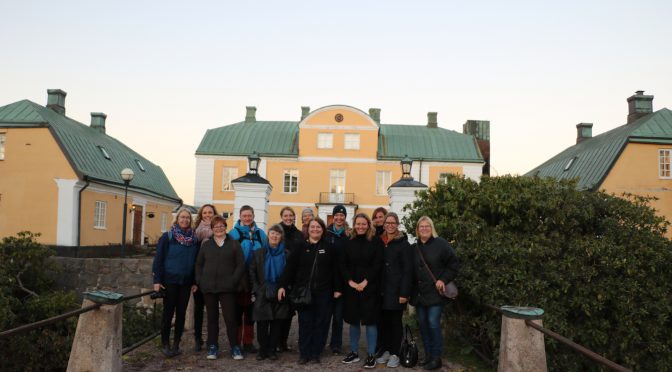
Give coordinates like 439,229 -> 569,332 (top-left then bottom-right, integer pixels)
399,297 -> 408,304
348,280 -> 358,289
358,279 -> 368,292
334,291 -> 342,299
153,283 -> 165,292
435,280 -> 445,293
191,285 -> 198,293
277,288 -> 286,302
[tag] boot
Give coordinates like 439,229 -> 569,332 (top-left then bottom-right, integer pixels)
162,343 -> 175,358
171,340 -> 182,356
194,337 -> 203,352
423,357 -> 442,370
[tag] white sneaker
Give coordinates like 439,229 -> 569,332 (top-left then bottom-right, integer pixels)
387,354 -> 400,368
376,350 -> 391,364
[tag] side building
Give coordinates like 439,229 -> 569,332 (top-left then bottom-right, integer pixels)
0,89 -> 182,246
526,91 -> 672,237
194,105 -> 489,227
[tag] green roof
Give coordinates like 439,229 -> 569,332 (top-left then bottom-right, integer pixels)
196,121 -> 483,162
526,108 -> 672,190
0,99 -> 180,201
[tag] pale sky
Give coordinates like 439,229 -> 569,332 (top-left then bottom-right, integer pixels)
2,1 -> 671,205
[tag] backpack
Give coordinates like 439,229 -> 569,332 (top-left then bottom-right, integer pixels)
234,226 -> 262,245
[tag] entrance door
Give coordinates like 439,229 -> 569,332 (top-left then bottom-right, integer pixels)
132,205 -> 143,245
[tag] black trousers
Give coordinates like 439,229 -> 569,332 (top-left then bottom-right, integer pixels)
204,292 -> 238,349
378,309 -> 404,355
279,314 -> 293,348
257,319 -> 282,356
193,289 -> 205,341
297,290 -> 333,360
161,283 -> 192,346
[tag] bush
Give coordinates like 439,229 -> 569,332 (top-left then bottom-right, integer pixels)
404,175 -> 672,371
123,302 -> 162,348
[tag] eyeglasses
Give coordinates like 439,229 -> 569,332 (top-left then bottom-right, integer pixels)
213,225 -> 226,230
384,222 -> 398,226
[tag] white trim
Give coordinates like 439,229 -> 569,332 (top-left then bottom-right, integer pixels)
329,169 -> 346,195
317,133 -> 334,149
54,178 -> 85,246
659,149 -> 672,179
298,156 -> 378,163
299,105 -> 379,129
85,183 -> 177,207
194,157 -> 215,205
306,124 -> 378,131
211,200 -> 236,205
282,168 -> 299,194
269,201 -> 315,207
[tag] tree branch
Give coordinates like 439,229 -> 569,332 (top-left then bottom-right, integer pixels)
15,269 -> 39,298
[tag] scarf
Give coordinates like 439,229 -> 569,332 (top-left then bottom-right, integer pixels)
264,241 -> 286,284
329,224 -> 346,236
194,220 -> 213,242
170,224 -> 195,246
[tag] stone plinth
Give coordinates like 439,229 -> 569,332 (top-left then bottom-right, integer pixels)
67,299 -> 122,372
232,176 -> 272,231
498,306 -> 547,372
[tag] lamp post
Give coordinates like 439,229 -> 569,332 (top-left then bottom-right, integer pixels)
401,154 -> 413,179
248,151 -> 260,174
120,168 -> 134,258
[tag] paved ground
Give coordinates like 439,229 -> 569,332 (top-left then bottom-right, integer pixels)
123,317 -> 468,371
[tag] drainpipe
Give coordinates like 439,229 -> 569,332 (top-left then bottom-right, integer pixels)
418,158 -> 424,184
77,177 -> 90,254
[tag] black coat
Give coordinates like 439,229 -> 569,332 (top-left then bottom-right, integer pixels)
340,235 -> 384,325
194,236 -> 245,293
281,223 -> 305,255
411,236 -> 459,307
249,247 -> 292,321
278,239 -> 341,294
381,232 -> 413,310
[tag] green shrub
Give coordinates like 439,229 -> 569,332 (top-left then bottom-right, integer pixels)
123,302 -> 162,348
404,175 -> 672,371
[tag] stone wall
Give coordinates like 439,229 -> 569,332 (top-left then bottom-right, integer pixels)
50,257 -> 154,304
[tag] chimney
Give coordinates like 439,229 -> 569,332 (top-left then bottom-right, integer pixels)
463,120 -> 491,176
627,90 -> 653,124
576,122 -> 593,144
427,112 -> 438,128
47,89 -> 67,115
245,106 -> 256,123
369,108 -> 381,124
90,112 -> 107,134
301,106 -> 310,120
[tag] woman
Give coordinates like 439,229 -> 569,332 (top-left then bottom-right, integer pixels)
277,206 -> 304,352
278,217 -> 341,364
340,213 -> 383,369
249,224 -> 292,360
194,215 -> 245,361
192,204 -> 218,351
411,216 -> 458,371
300,207 -> 314,239
371,207 -> 388,236
152,207 -> 199,357
375,212 -> 412,368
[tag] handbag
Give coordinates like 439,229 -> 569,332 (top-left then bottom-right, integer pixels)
399,325 -> 419,368
415,245 -> 458,299
288,249 -> 318,306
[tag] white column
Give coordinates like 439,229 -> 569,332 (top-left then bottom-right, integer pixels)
54,179 -> 85,246
232,182 -> 273,231
194,156 -> 214,206
388,185 -> 427,241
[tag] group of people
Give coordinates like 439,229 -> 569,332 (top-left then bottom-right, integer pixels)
152,203 -> 458,370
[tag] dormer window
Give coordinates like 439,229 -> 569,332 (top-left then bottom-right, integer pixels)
344,133 -> 360,150
564,157 -> 576,171
98,146 -> 111,160
317,133 -> 333,149
135,159 -> 146,172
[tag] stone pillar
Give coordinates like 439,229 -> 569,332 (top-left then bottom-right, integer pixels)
67,299 -> 122,372
184,292 -> 195,330
498,306 -> 547,372
232,176 -> 273,231
388,181 -> 427,243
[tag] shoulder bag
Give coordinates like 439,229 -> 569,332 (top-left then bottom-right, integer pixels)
288,248 -> 318,306
415,245 -> 458,299
399,324 -> 419,367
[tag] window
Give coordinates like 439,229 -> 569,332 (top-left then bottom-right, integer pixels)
564,157 -> 577,171
660,149 -> 671,178
94,201 -> 106,229
317,133 -> 333,149
376,171 -> 391,195
0,133 -> 5,160
161,212 -> 168,232
221,167 -> 238,191
438,173 -> 451,184
329,169 -> 346,203
135,159 -> 145,172
344,133 -> 360,150
283,169 -> 299,193
98,146 -> 111,160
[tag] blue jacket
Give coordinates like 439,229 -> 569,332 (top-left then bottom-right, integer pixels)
152,231 -> 199,285
228,220 -> 267,267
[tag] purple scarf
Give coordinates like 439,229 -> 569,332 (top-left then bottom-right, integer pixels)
170,224 -> 195,246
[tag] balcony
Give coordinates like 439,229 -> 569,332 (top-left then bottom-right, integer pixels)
319,192 -> 355,204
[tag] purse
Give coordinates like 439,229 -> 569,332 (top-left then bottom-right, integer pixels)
416,245 -> 458,299
288,249 -> 318,306
399,325 -> 419,368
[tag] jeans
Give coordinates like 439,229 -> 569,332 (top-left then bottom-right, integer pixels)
297,290 -> 333,360
379,309 -> 403,355
349,323 -> 378,356
416,304 -> 444,358
329,297 -> 343,350
161,283 -> 192,346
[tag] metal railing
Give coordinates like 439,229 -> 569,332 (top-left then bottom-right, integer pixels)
318,192 -> 355,204
484,304 -> 631,372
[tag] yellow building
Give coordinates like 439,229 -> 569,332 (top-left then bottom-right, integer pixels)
195,105 -> 488,226
0,89 -> 181,247
527,91 -> 672,237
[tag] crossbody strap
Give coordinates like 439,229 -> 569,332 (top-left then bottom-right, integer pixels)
307,245 -> 319,287
415,244 -> 439,283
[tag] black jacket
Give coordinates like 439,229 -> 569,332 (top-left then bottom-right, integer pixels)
381,232 -> 413,310
281,223 -> 305,255
278,239 -> 341,294
411,236 -> 459,307
195,236 -> 245,294
340,235 -> 384,325
249,247 -> 292,321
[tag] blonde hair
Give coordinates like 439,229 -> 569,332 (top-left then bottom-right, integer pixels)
415,215 -> 438,239
350,213 -> 376,241
173,207 -> 193,226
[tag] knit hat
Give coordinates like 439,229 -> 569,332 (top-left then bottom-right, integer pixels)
301,207 -> 314,217
332,204 -> 347,217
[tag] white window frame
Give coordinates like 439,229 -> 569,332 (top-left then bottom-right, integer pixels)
0,133 -> 5,160
660,149 -> 672,179
376,171 -> 391,195
438,172 -> 451,184
317,133 -> 333,149
330,169 -> 346,194
344,133 -> 360,150
161,212 -> 168,232
221,167 -> 238,191
94,201 -> 107,229
283,169 -> 299,193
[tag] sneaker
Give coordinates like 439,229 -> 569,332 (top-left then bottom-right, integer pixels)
342,352 -> 360,364
376,350 -> 391,364
364,354 -> 376,369
206,345 -> 218,360
387,354 -> 400,368
231,345 -> 244,360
